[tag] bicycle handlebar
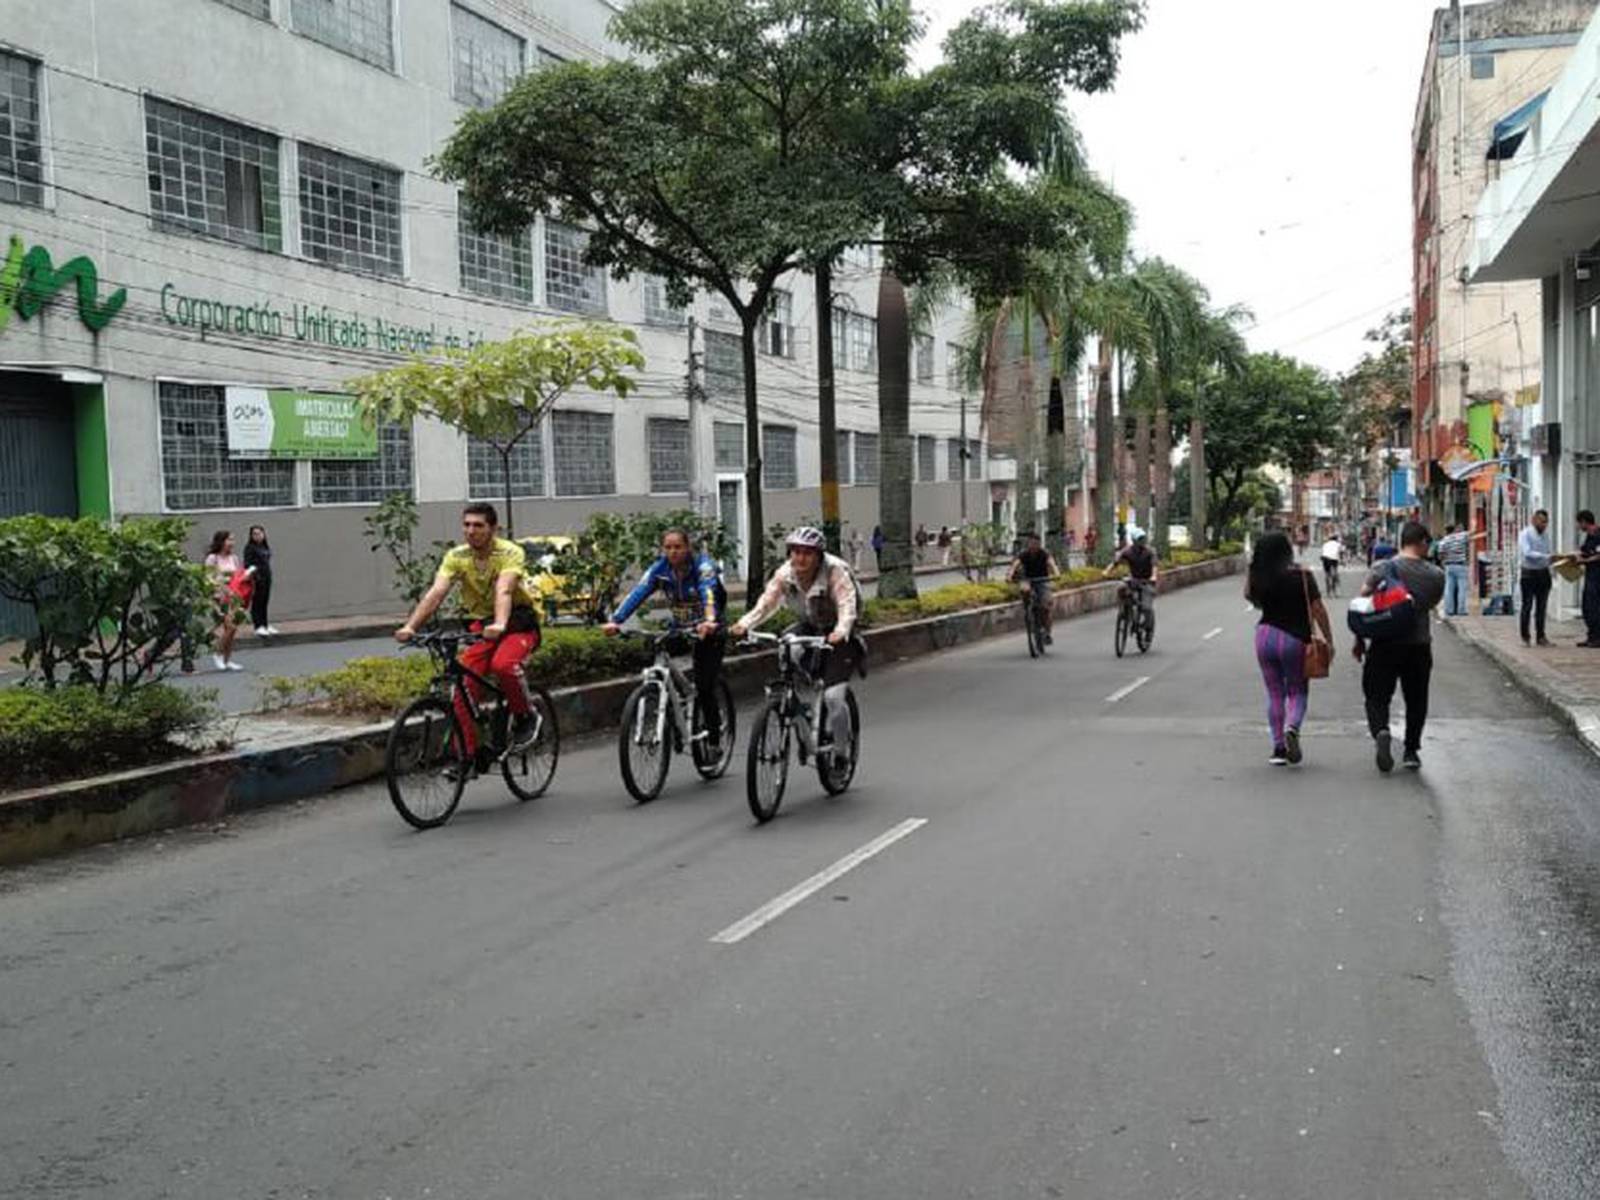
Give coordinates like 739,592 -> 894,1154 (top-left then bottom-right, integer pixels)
739,630 -> 834,650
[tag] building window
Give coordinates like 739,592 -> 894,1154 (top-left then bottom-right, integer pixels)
836,430 -> 853,486
854,432 -> 879,484
713,420 -> 744,470
311,422 -> 414,504
917,435 -> 937,482
158,382 -> 297,511
145,97 -> 281,252
969,439 -> 984,479
458,203 -> 533,301
760,289 -> 794,357
1470,53 -> 1495,80
290,0 -> 395,71
840,243 -> 875,271
914,333 -> 934,384
946,341 -> 965,389
849,312 -> 878,372
947,438 -> 963,481
704,329 -> 745,396
467,430 -> 543,499
452,3 -> 524,109
544,221 -> 606,314
537,47 -> 568,69
213,0 -> 272,17
643,276 -> 686,325
763,425 -> 798,490
648,417 -> 690,493
552,410 -> 614,495
298,143 -> 403,276
0,51 -> 44,207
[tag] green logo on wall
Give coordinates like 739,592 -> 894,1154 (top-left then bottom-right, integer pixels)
0,234 -> 127,335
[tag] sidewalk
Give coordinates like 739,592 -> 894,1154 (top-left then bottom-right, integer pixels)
1444,611 -> 1600,758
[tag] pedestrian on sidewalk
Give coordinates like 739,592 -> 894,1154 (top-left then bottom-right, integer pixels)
1247,531 -> 1334,766
937,524 -> 953,565
1574,509 -> 1600,647
871,525 -> 885,574
1518,509 -> 1554,646
846,525 -> 863,573
1085,525 -> 1099,561
1354,521 -> 1444,773
914,523 -> 929,565
1435,524 -> 1483,617
243,525 -> 278,637
203,530 -> 246,672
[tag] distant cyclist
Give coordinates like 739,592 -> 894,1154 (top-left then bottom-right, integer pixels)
1008,530 -> 1061,644
1103,525 -> 1159,636
1320,532 -> 1343,596
730,526 -> 862,749
603,528 -> 729,751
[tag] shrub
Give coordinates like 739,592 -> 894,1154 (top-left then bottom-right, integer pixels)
0,684 -> 215,789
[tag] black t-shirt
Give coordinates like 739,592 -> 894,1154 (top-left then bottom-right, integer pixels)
1584,530 -> 1600,582
1255,567 -> 1320,642
1122,544 -> 1155,581
1016,547 -> 1052,580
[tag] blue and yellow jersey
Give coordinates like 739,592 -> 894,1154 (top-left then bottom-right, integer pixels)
611,554 -> 726,628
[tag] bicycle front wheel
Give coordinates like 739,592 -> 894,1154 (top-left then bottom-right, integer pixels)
1024,600 -> 1041,658
1114,605 -> 1130,657
503,686 -> 560,802
691,679 -> 738,780
746,704 -> 790,823
619,681 -> 672,803
386,695 -> 467,830
817,689 -> 861,796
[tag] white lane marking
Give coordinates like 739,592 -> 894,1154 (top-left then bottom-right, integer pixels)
1203,627 -> 1224,641
1105,676 -> 1151,704
710,818 -> 930,945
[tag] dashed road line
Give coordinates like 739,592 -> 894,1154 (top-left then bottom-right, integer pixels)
1105,676 -> 1151,705
1203,627 -> 1224,641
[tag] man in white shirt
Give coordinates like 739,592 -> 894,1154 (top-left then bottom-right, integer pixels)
1519,509 -> 1554,646
1319,534 -> 1343,595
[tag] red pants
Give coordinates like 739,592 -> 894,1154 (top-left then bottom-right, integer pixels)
455,627 -> 539,754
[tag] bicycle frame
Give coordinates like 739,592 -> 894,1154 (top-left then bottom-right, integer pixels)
633,644 -> 697,749
749,632 -> 832,759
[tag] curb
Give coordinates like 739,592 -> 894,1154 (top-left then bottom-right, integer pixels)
1444,620 -> 1600,760
1,556 -> 1242,867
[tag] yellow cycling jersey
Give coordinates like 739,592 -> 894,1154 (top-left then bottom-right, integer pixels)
435,538 -> 540,620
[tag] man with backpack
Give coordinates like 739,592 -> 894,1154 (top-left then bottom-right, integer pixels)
1352,521 -> 1445,773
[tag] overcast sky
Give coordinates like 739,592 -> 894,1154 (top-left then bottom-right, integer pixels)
917,0 -> 1450,377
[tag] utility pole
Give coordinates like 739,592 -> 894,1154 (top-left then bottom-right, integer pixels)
685,316 -> 705,515
958,392 -> 969,531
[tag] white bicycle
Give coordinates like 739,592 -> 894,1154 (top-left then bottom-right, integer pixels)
741,631 -> 861,824
616,630 -> 736,803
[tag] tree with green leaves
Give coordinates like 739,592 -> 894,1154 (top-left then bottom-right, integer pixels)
348,325 -> 643,538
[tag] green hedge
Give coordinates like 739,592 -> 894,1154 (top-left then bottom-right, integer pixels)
0,684 -> 214,789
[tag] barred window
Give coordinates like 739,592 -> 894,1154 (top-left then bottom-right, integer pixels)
713,420 -> 744,470
946,341 -> 965,389
544,221 -> 606,314
213,0 -> 271,16
311,422 -> 413,504
552,410 -> 614,496
158,382 -> 296,511
848,313 -> 878,373
969,439 -> 984,479
452,4 -> 524,109
145,97 -> 281,251
760,289 -> 793,357
947,438 -> 963,481
836,430 -> 853,486
290,0 -> 394,70
468,430 -> 544,500
704,330 -> 745,396
648,417 -> 690,493
914,333 -> 935,384
762,425 -> 798,490
854,432 -> 879,484
917,435 -> 937,482
643,276 -> 686,325
298,143 -> 402,276
0,51 -> 44,206
840,243 -> 875,271
459,203 -> 533,301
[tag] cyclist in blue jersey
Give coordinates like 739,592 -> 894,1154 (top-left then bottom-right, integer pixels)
603,528 -> 729,749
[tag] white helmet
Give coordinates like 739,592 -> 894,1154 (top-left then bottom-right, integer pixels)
785,525 -> 826,551
1129,525 -> 1148,543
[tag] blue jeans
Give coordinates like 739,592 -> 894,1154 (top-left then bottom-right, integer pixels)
1444,563 -> 1468,616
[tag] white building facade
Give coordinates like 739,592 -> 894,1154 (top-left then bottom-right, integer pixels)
0,0 -> 985,624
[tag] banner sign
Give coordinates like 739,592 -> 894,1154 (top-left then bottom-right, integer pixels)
225,388 -> 376,460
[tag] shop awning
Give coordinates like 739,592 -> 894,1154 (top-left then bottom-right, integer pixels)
1487,89 -> 1550,161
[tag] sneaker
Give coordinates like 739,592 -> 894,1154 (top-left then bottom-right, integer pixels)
1537,637 -> 1552,647
1284,727 -> 1302,765
507,713 -> 539,752
1375,730 -> 1394,774
1402,749 -> 1422,771
212,654 -> 228,672
1268,746 -> 1289,765
254,627 -> 270,637
265,626 -> 281,636
225,661 -> 243,672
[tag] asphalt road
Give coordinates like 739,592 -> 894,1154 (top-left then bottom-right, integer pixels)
5,573 -> 1600,1199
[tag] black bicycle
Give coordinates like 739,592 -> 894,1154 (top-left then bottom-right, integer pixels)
1020,580 -> 1050,658
743,631 -> 860,824
384,629 -> 560,829
1322,557 -> 1341,597
616,630 -> 736,803
1113,580 -> 1155,657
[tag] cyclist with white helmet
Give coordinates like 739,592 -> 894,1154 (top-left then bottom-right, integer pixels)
731,526 -> 863,745
1103,525 -> 1160,635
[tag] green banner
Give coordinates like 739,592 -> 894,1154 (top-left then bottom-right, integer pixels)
226,387 -> 376,460
1466,402 -> 1496,462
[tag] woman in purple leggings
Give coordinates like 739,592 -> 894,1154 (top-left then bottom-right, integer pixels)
1246,532 -> 1334,765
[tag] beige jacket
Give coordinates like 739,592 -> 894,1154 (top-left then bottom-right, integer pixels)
743,553 -> 859,637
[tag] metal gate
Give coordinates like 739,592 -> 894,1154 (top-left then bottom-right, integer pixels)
0,376 -> 79,638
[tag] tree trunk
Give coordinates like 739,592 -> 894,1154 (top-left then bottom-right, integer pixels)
815,261 -> 841,556
1046,369 -> 1067,560
1133,407 -> 1151,537
740,317 -> 766,603
1093,340 -> 1116,566
1152,401 -> 1171,555
1017,331 -> 1038,540
501,443 -> 515,540
876,271 -> 917,599
1189,401 -> 1209,551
